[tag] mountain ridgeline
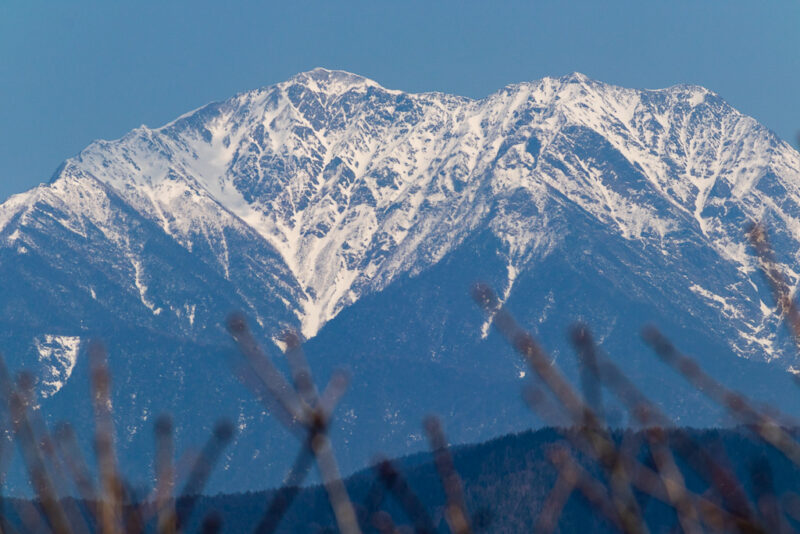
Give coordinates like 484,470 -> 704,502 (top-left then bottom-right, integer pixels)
1,68 -> 799,493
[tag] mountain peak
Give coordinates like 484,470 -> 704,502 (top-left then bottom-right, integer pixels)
561,71 -> 592,84
287,67 -> 387,96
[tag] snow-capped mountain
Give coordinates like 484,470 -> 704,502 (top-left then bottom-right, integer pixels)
1,68 -> 800,493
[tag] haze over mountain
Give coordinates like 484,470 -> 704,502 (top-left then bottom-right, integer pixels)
1,68 -> 799,493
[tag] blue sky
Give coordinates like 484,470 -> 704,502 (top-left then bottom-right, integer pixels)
1,1 -> 798,201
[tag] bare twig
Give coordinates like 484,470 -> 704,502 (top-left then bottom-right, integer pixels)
0,354 -> 72,534
746,222 -> 800,351
642,326 -> 800,468
89,342 -> 123,534
571,325 -> 703,534
226,316 -> 361,534
154,415 -> 175,534
544,444 -> 625,532
175,420 -> 235,531
534,448 -> 577,534
371,458 -> 437,534
253,443 -> 315,534
472,283 -> 648,534
423,416 -> 472,534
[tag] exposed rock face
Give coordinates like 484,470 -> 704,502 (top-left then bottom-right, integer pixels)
2,69 -> 799,493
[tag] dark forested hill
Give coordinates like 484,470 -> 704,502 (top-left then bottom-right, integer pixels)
4,426 -> 788,533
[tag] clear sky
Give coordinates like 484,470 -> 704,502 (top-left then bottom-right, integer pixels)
1,1 -> 798,202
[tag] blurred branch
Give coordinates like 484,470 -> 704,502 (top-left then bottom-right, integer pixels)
226,314 -> 361,534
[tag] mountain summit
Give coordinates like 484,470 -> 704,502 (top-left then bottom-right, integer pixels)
1,70 -> 799,492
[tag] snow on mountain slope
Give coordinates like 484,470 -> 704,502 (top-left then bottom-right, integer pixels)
3,67 -> 800,354
5,68 -> 800,494
34,334 -> 81,397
